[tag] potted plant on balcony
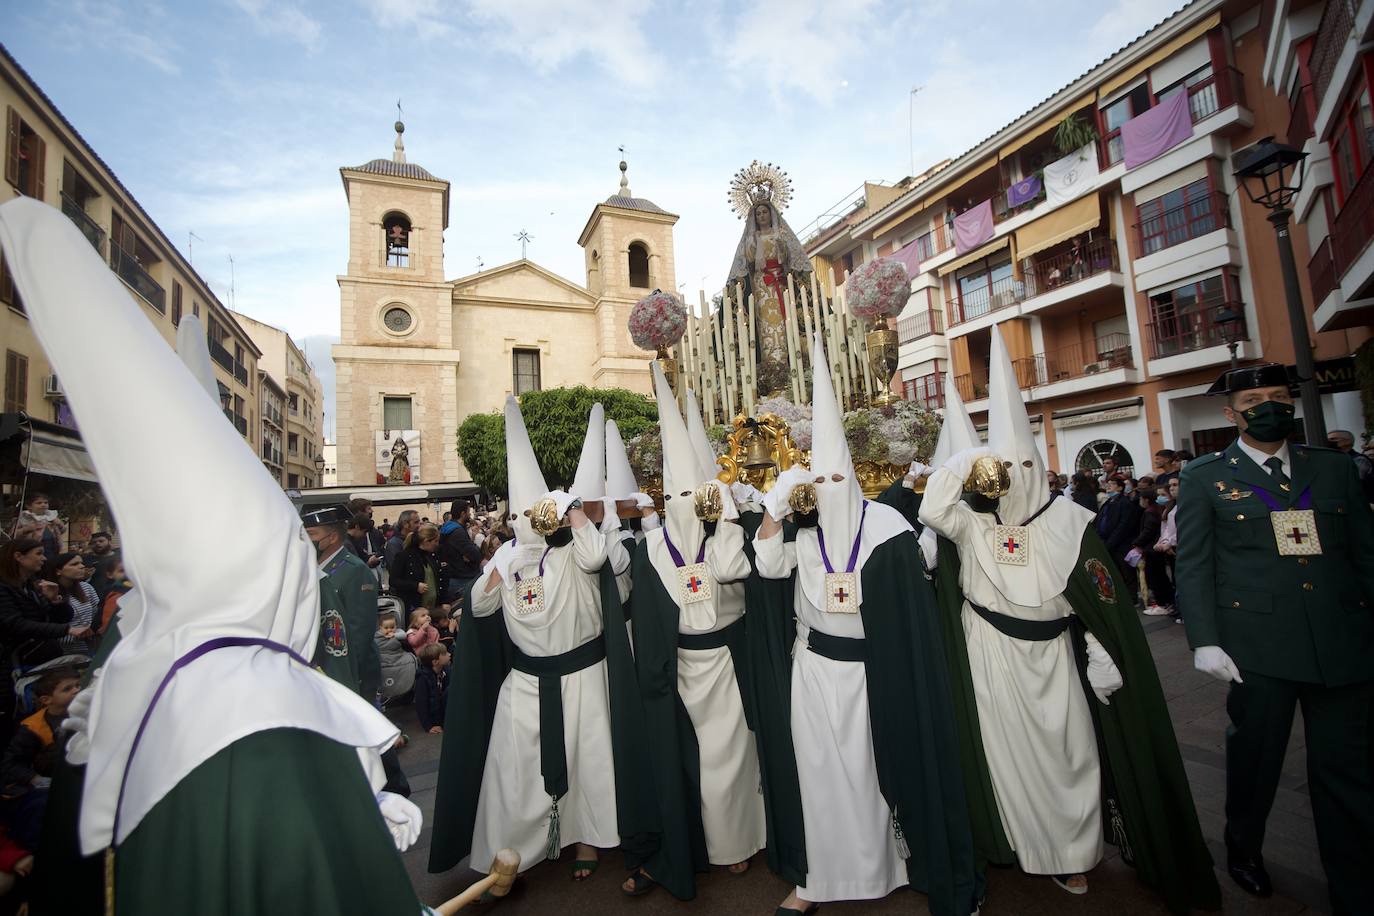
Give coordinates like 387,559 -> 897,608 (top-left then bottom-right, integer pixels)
1053,113 -> 1098,156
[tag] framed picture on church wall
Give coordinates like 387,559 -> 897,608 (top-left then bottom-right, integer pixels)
376,430 -> 421,485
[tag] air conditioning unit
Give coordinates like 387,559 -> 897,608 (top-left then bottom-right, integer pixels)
42,375 -> 63,398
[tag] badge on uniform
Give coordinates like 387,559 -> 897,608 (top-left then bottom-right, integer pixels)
513,576 -> 546,616
321,609 -> 348,657
994,524 -> 1030,566
677,562 -> 713,605
825,571 -> 858,614
1270,509 -> 1322,556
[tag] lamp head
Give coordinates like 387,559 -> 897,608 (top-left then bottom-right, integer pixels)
1233,136 -> 1308,211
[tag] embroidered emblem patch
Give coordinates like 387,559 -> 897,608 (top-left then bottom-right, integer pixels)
513,576 -> 546,616
993,524 -> 1030,566
824,571 -> 858,614
1085,558 -> 1115,603
321,609 -> 348,657
678,562 -> 713,605
1271,509 -> 1322,556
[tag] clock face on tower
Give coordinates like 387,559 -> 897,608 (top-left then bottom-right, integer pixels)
383,306 -> 413,333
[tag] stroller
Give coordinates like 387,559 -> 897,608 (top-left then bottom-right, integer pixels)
375,594 -> 416,712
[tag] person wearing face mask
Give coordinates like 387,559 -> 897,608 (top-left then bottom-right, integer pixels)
918,326 -> 1217,911
428,396 -> 655,890
1176,364 -> 1374,911
754,335 -> 977,916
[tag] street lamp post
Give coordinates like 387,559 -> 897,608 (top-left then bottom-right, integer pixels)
1233,137 -> 1327,445
1215,302 -> 1244,370
314,455 -> 325,487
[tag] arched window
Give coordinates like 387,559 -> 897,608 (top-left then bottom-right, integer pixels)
627,241 -> 649,288
1076,440 -> 1135,478
383,212 -> 411,268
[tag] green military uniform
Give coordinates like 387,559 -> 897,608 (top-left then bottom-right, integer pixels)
317,567 -> 362,693
1177,370 -> 1374,914
323,547 -> 382,700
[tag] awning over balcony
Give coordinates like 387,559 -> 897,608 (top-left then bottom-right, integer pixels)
1096,11 -> 1220,99
938,237 -> 1010,276
0,414 -> 98,483
1014,194 -> 1101,260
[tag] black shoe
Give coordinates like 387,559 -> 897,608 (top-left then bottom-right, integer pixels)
1227,858 -> 1272,897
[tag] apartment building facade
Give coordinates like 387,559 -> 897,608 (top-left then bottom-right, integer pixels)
233,312 -> 325,490
806,0 -> 1370,476
0,44 -> 261,446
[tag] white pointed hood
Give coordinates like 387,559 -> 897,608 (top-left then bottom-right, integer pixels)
809,333 -> 863,569
605,419 -> 639,499
174,314 -> 220,406
570,403 -> 606,501
0,198 -> 397,855
505,395 -> 549,546
653,361 -> 705,564
987,325 -> 1047,524
684,388 -> 718,482
920,371 -> 980,564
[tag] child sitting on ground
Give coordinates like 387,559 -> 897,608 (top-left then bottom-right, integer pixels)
413,643 -> 450,734
430,606 -> 456,653
405,608 -> 439,652
1,668 -> 80,851
375,615 -> 416,702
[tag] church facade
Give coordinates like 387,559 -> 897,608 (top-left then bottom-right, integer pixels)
332,125 -> 678,487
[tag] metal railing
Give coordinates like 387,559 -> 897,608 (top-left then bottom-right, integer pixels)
1023,237 -> 1119,297
208,338 -> 234,372
60,192 -> 104,256
952,373 -> 986,401
1287,83 -> 1315,146
1134,191 -> 1230,256
1308,237 -> 1337,306
950,273 -> 1024,324
110,241 -> 165,312
1186,65 -> 1246,122
234,415 -> 248,436
902,372 -> 945,409
233,361 -> 249,386
1332,162 -> 1374,277
1011,332 -> 1133,387
1312,0 -> 1358,104
1144,303 -> 1248,359
897,309 -> 945,343
262,444 -> 283,466
994,180 -> 1047,223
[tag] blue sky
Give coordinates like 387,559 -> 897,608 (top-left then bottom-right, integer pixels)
8,0 -> 1185,416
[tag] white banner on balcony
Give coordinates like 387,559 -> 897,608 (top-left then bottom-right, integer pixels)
1043,143 -> 1100,208
376,429 -> 421,485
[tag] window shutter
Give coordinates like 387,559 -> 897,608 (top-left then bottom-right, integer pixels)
5,108 -> 19,189
32,134 -> 45,201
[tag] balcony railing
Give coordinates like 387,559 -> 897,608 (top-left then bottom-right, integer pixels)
1023,237 -> 1119,297
1011,333 -> 1134,387
1185,65 -> 1246,123
952,373 -> 987,402
897,309 -> 945,343
1308,237 -> 1337,306
233,361 -> 249,386
1288,83 -> 1315,147
994,181 -> 1047,223
902,371 -> 945,409
1134,191 -> 1230,256
1145,302 -> 1248,359
61,192 -> 104,256
911,223 -> 952,262
234,415 -> 249,436
1332,163 -> 1374,277
950,274 -> 1024,324
208,338 -> 234,372
262,444 -> 283,466
110,241 -> 165,312
1312,0 -> 1358,104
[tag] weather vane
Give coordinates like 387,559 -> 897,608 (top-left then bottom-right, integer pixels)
515,230 -> 533,259
476,256 -> 484,271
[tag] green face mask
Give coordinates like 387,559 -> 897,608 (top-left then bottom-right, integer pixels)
1240,400 -> 1296,443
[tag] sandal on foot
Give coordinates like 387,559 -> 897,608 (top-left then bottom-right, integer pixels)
571,858 -> 599,881
621,869 -> 656,897
1052,874 -> 1088,895
727,859 -> 751,875
774,904 -> 819,916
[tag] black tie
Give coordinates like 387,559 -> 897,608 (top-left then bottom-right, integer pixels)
1263,456 -> 1289,487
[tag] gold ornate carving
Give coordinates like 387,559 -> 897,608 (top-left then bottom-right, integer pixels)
717,413 -> 806,491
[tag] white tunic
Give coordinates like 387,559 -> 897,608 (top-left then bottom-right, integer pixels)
919,468 -> 1103,875
469,525 -> 619,872
753,509 -> 912,903
645,520 -> 765,865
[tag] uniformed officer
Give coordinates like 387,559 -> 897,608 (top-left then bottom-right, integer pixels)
301,506 -> 364,692
1176,363 -> 1374,913
304,505 -> 383,703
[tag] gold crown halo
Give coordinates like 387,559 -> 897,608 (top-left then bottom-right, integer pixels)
729,160 -> 793,218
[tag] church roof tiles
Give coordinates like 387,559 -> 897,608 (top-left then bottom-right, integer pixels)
345,158 -> 444,182
601,194 -> 672,215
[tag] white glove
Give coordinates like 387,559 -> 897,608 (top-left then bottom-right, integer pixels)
1193,645 -> 1243,683
730,481 -> 763,506
905,460 -> 934,489
630,491 -> 655,509
640,510 -> 660,531
547,490 -> 579,518
708,480 -> 740,522
61,669 -> 99,766
1083,632 -> 1124,704
762,467 -> 814,521
376,790 -> 423,851
943,447 -> 993,483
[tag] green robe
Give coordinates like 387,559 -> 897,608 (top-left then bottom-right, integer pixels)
931,518 -> 1221,913
115,728 -> 419,915
428,559 -> 658,873
317,573 -> 362,694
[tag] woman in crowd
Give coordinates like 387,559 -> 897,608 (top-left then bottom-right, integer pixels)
1154,477 -> 1182,622
1070,472 -> 1100,512
41,552 -> 98,656
0,538 -> 91,741
1133,488 -> 1174,615
391,523 -> 451,612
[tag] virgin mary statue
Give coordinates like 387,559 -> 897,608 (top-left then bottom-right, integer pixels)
726,161 -> 812,396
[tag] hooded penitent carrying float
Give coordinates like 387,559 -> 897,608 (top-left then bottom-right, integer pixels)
0,198 -> 424,914
624,368 -> 766,899
428,396 -> 656,877
751,334 -> 977,915
917,326 -> 1219,913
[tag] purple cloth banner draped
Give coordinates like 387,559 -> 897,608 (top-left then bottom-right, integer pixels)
953,199 -> 994,255
1006,174 -> 1042,209
1122,91 -> 1193,169
888,237 -> 922,278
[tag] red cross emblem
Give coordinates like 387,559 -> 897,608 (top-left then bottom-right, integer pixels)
686,576 -> 703,593
1004,536 -> 1021,554
1286,527 -> 1305,544
832,587 -> 849,604
522,588 -> 538,605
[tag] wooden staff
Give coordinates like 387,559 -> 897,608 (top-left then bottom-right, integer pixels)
434,849 -> 520,913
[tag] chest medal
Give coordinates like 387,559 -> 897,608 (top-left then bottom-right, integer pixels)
1270,509 -> 1322,557
677,562 -> 713,605
513,576 -> 546,617
994,524 -> 1031,566
825,571 -> 858,614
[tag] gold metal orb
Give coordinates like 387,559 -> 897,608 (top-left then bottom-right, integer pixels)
693,482 -> 723,522
789,482 -> 818,515
966,455 -> 1011,500
528,496 -> 561,536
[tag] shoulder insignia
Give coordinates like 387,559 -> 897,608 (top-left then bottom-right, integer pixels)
1229,457 -> 1239,465
1084,557 -> 1116,603
361,584 -> 376,592
1214,481 -> 1227,492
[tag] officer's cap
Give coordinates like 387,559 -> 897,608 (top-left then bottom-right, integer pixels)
1204,363 -> 1295,396
300,505 -> 351,528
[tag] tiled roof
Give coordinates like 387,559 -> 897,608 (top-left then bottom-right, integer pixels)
345,158 -> 444,182
602,194 -> 671,215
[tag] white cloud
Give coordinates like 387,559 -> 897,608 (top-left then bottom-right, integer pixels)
232,0 -> 324,51
61,1 -> 181,74
1087,0 -> 1186,58
459,0 -> 661,85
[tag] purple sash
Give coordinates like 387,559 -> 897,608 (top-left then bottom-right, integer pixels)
661,528 -> 707,568
1250,485 -> 1312,512
816,501 -> 869,574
